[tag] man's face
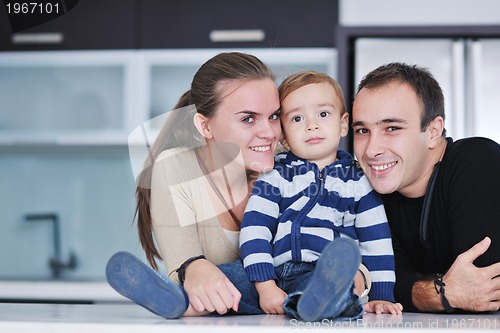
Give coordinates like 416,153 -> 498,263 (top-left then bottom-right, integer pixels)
352,82 -> 433,198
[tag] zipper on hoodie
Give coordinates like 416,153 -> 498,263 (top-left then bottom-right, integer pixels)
318,169 -> 324,186
291,165 -> 325,262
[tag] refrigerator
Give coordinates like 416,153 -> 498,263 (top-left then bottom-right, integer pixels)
354,38 -> 500,144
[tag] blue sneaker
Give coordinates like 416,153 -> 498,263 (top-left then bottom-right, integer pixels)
297,237 -> 361,322
106,251 -> 187,319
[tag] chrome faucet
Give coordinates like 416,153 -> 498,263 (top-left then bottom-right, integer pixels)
24,213 -> 77,279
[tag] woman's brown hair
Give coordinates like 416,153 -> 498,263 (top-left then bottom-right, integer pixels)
134,52 -> 275,269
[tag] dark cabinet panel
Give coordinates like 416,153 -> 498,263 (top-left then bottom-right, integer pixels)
0,0 -> 338,50
0,0 -> 137,51
139,0 -> 338,48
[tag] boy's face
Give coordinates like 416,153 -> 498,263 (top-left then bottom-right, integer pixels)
280,82 -> 348,170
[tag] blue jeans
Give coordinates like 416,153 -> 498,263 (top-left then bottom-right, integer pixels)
275,262 -> 363,321
218,259 -> 264,315
179,259 -> 263,315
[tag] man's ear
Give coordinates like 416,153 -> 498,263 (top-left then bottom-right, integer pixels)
428,116 -> 444,148
193,113 -> 213,139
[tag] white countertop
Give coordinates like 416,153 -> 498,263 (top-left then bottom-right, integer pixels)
0,303 -> 498,333
0,280 -> 128,302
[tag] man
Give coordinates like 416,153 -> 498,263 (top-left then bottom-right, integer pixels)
351,62 -> 500,313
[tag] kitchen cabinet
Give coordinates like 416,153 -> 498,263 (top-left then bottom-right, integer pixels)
139,0 -> 338,48
0,50 -> 139,147
0,48 -> 336,149
0,0 -> 338,51
0,0 -> 137,51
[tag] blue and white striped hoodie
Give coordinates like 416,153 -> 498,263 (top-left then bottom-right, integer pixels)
240,150 -> 396,301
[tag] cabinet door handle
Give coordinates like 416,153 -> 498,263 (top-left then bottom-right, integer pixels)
12,32 -> 64,45
209,29 -> 265,43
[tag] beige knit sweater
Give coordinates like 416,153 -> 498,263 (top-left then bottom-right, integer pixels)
150,147 -> 239,283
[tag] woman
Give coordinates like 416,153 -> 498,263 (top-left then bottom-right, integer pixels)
106,52 -> 282,318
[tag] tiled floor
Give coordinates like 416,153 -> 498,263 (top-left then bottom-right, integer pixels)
0,302 -> 499,332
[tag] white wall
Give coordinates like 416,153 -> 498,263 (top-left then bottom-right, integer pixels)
340,0 -> 500,26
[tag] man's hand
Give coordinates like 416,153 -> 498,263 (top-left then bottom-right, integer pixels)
413,237 -> 500,312
444,237 -> 500,312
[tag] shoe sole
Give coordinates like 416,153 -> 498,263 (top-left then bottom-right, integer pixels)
105,251 -> 186,319
297,237 -> 361,322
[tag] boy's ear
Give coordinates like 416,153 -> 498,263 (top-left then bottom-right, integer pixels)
193,113 -> 213,139
340,112 -> 349,137
280,137 -> 290,149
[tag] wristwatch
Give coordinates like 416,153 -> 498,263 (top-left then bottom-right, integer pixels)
176,255 -> 206,285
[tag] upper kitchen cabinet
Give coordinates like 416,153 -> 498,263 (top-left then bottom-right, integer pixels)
1,0 -> 339,50
0,0 -> 137,51
0,50 -> 140,147
139,0 -> 338,48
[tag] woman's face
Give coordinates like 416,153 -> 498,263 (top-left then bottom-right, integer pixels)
206,78 -> 281,174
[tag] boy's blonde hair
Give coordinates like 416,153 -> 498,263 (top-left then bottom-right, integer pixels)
278,71 -> 346,115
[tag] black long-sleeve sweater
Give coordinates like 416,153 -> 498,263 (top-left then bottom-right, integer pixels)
381,137 -> 500,312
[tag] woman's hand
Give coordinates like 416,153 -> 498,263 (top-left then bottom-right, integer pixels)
183,259 -> 241,315
255,280 -> 287,315
363,300 -> 403,314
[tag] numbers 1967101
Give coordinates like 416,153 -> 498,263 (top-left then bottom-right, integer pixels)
5,2 -> 60,14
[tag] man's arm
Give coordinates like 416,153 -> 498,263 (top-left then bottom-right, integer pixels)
412,237 -> 500,312
412,138 -> 500,312
412,279 -> 444,312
